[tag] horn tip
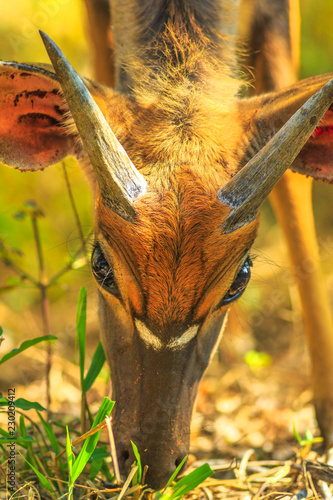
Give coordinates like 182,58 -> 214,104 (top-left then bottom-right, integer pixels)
39,30 -> 62,67
39,30 -> 51,47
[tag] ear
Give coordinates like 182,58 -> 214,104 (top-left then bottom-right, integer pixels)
0,62 -> 76,171
239,73 -> 333,183
0,61 -> 123,173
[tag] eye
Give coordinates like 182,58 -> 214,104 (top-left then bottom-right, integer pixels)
91,244 -> 118,294
219,257 -> 252,307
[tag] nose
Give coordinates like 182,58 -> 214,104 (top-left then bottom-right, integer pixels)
116,440 -> 188,490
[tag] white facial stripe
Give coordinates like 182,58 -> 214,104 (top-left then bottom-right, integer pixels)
135,319 -> 164,350
167,325 -> 199,350
135,320 -> 199,351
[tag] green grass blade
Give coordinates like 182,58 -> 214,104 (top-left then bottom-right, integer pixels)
159,463 -> 213,500
72,397 -> 114,482
19,452 -> 54,493
12,398 -> 46,411
160,456 -> 188,495
66,426 -> 73,482
101,461 -> 114,483
66,428 -> 74,500
89,458 -> 104,481
0,428 -> 35,447
76,287 -> 87,388
37,411 -> 66,479
0,335 -> 57,365
37,411 -> 59,454
18,415 -> 35,466
131,441 -> 142,485
19,415 -> 27,437
89,445 -> 109,462
83,341 -> 106,394
0,398 -> 46,412
305,429 -> 313,442
292,421 -> 302,444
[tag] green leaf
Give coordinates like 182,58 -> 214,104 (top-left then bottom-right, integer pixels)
83,342 -> 106,394
37,411 -> 59,454
19,415 -> 28,438
23,199 -> 44,218
72,397 -> 114,482
292,421 -> 302,445
101,461 -> 114,483
6,277 -> 21,286
131,441 -> 142,485
19,416 -> 36,468
0,335 -> 57,365
88,445 -> 109,462
20,452 -> 54,493
66,426 -> 73,484
160,456 -> 188,495
0,428 -> 36,447
159,463 -> 213,500
76,287 -> 87,387
37,413 -> 66,479
0,326 -> 3,336
305,429 -> 313,442
13,211 -> 26,220
89,458 -> 104,481
18,398 -> 47,411
0,398 -> 47,412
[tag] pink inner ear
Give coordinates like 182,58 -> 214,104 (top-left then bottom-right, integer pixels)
313,106 -> 333,139
0,70 -> 73,171
314,125 -> 333,137
292,106 -> 333,182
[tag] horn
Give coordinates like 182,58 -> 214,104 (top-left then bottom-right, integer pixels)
219,78 -> 333,233
40,31 -> 147,222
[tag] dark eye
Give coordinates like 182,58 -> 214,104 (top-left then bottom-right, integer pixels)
219,257 -> 252,307
91,244 -> 118,294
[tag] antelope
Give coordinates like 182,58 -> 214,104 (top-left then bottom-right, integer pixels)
1,0 -> 333,490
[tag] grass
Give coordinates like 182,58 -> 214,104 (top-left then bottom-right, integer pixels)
0,287 -> 215,499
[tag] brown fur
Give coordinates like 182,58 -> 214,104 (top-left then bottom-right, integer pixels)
96,169 -> 259,335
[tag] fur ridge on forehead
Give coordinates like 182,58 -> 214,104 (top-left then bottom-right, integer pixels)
96,168 -> 259,331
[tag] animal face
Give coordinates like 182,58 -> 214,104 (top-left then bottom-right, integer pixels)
90,140 -> 260,487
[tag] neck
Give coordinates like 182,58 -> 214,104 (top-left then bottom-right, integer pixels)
111,0 -> 240,92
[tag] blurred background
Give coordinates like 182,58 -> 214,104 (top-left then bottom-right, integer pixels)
0,0 -> 333,459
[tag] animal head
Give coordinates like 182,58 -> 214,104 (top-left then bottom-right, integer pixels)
1,5 -> 333,488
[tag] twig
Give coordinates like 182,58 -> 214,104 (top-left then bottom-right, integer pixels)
55,420 -> 107,460
62,162 -> 88,260
1,257 -> 39,287
238,449 -> 255,482
116,466 -> 138,500
31,215 -> 53,411
105,416 -> 122,485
